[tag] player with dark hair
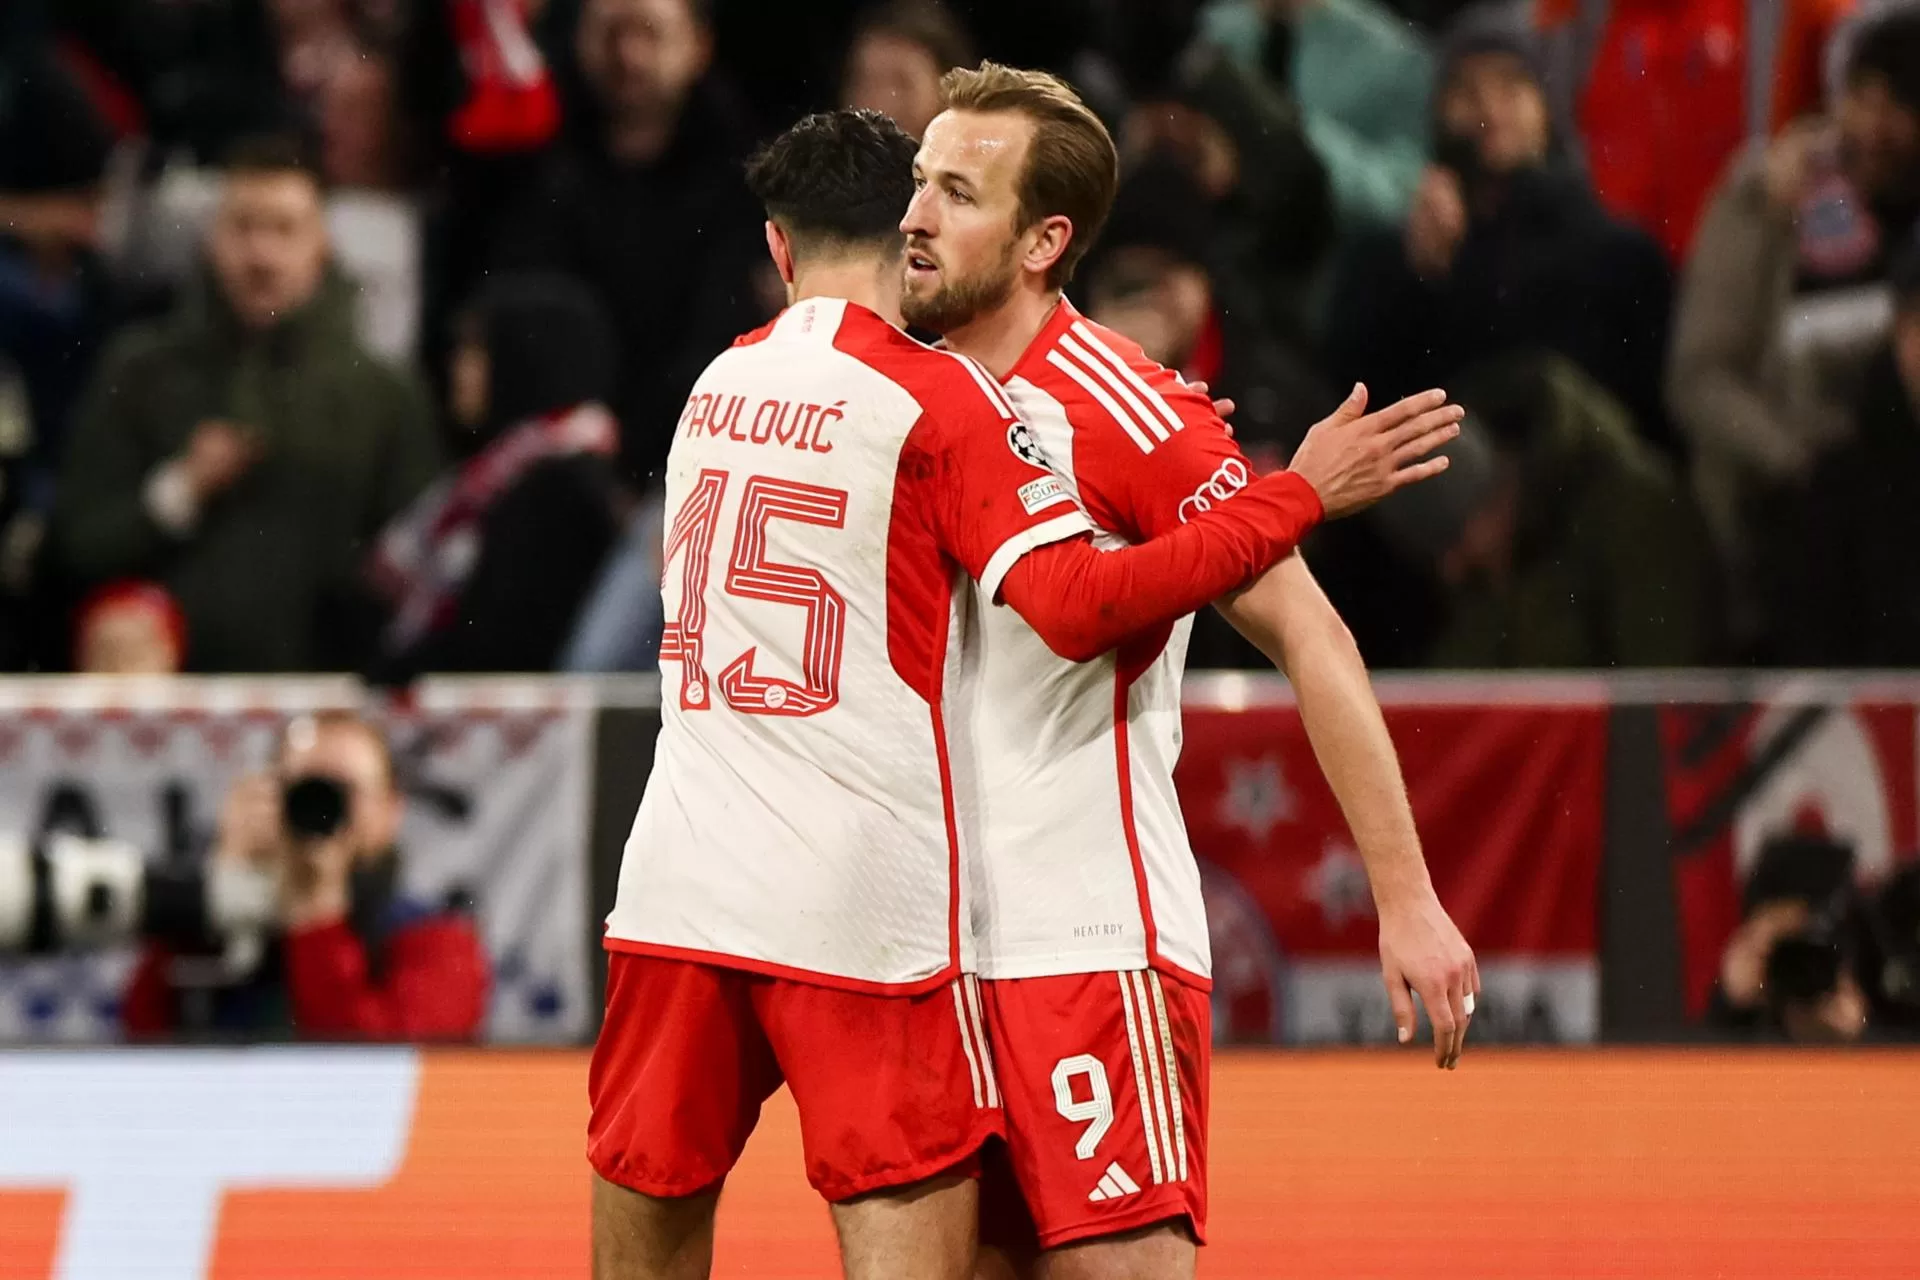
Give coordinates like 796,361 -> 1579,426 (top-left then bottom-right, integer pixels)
588,108 -> 1459,1280
898,64 -> 1481,1279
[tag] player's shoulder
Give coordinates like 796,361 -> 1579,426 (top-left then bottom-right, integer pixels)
1012,303 -> 1211,455
833,311 -> 1019,429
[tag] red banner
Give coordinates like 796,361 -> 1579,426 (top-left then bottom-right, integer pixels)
1176,700 -> 1609,1043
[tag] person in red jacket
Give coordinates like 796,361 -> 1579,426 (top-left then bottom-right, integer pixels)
123,710 -> 489,1041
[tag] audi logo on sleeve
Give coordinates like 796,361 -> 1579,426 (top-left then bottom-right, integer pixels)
1177,457 -> 1250,522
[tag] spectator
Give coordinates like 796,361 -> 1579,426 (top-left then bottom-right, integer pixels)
1668,8 -> 1920,645
54,136 -> 439,673
320,44 -> 425,364
1400,355 -> 1712,668
369,273 -> 624,680
123,709 -> 490,1041
1113,2 -> 1335,333
1707,833 -> 1870,1043
73,580 -> 186,674
492,0 -> 765,486
0,2 -> 118,541
1323,8 -> 1676,455
1536,0 -> 1858,260
841,0 -> 974,141
1767,234 -> 1920,665
1200,0 -> 1436,230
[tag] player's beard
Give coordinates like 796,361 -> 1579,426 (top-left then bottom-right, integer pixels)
901,239 -> 1021,334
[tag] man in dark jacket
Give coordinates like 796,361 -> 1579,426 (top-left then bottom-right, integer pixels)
123,710 -> 490,1041
492,0 -> 766,485
1323,8 -> 1676,457
1767,237 -> 1920,666
53,137 -> 439,673
1403,354 -> 1714,668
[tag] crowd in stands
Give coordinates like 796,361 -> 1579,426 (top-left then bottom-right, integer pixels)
6,0 -> 1920,677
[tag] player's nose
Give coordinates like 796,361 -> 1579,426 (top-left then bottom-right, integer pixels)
900,187 -> 934,238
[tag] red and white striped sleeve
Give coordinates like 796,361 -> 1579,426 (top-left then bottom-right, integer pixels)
1037,316 -> 1260,544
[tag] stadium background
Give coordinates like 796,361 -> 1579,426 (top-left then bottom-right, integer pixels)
6,0 -> 1920,1272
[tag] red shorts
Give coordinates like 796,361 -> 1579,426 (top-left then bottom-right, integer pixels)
589,953 -> 1001,1202
977,969 -> 1210,1250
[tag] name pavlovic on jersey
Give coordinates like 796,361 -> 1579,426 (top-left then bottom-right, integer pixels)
957,300 -> 1269,988
603,298 -> 1093,992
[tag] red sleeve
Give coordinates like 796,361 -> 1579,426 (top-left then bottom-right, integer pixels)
120,943 -> 177,1039
998,470 -> 1323,661
909,356 -> 1094,597
1062,329 -> 1267,543
285,917 -> 490,1041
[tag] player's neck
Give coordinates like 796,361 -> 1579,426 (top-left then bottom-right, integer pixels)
789,260 -> 905,330
940,284 -> 1062,381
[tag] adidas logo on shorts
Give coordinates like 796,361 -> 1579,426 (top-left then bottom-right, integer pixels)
1087,1161 -> 1142,1202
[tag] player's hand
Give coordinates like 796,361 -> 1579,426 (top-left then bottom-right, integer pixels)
1187,379 -> 1236,433
1287,384 -> 1463,519
1378,888 -> 1478,1069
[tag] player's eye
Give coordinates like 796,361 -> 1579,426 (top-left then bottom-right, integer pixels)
913,176 -> 927,190
950,187 -> 972,205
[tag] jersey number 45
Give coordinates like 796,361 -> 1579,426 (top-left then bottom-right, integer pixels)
659,469 -> 848,718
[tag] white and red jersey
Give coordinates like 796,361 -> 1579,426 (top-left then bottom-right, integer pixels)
956,300 -> 1262,987
605,297 -> 1092,992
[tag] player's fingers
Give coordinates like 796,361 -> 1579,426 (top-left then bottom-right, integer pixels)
1447,976 -> 1471,1069
1391,419 -> 1462,467
1385,972 -> 1417,1046
1388,456 -> 1451,490
1362,388 -> 1446,431
1427,988 -> 1456,1068
1212,397 -> 1238,428
1188,379 -> 1212,398
1385,404 -> 1465,451
1330,381 -> 1369,424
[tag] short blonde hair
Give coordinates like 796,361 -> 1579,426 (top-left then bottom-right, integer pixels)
939,62 -> 1118,289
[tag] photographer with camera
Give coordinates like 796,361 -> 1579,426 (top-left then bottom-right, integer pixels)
122,711 -> 488,1041
1709,833 -> 1872,1044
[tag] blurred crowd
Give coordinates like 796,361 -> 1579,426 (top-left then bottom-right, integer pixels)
7,0 -> 1920,677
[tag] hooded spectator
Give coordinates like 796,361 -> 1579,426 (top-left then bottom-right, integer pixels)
369,273 -> 624,680
53,136 -> 439,673
491,0 -> 766,486
1324,8 -> 1676,458
1766,231 -> 1920,666
841,0 -> 974,141
1392,354 -> 1713,668
1668,7 -> 1920,649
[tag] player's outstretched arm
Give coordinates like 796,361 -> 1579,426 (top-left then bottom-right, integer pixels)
1216,556 -> 1479,1069
997,469 -> 1325,663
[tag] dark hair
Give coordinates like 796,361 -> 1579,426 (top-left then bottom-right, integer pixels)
940,62 -> 1119,288
744,109 -> 919,258
462,272 -> 617,434
852,0 -> 975,74
1849,7 -> 1920,114
221,133 -> 327,192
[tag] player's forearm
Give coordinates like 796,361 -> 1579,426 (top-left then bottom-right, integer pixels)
1218,561 -> 1433,906
1000,471 -> 1323,662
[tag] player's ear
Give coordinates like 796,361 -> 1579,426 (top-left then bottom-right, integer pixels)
765,221 -> 796,287
1023,214 -> 1074,285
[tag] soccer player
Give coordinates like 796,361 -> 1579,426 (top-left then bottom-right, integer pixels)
589,110 -> 1459,1280
897,66 -> 1482,1279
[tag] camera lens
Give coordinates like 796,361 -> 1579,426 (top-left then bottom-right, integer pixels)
283,776 -> 349,839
